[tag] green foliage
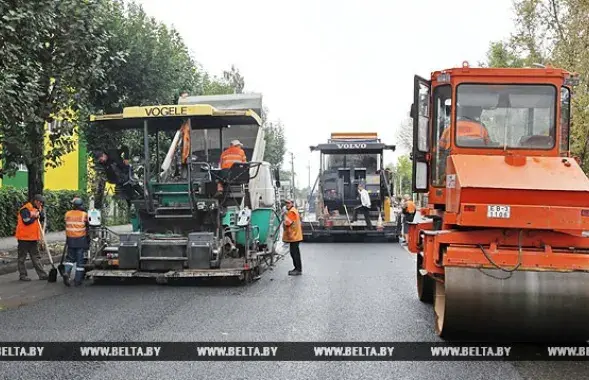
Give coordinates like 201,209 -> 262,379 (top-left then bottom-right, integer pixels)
263,119 -> 286,168
0,0 -> 285,207
481,41 -> 527,68
98,195 -> 130,226
0,0 -> 123,198
0,187 -> 27,238
483,0 -> 589,173
201,72 -> 236,95
77,2 -> 246,196
388,155 -> 412,197
223,65 -> 245,94
83,1 -> 204,159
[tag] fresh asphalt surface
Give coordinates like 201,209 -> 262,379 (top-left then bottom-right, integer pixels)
1,242 -> 588,380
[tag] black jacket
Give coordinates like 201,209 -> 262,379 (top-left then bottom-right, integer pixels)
100,147 -> 130,185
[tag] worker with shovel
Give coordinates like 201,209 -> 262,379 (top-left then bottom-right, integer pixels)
15,194 -> 49,281
62,198 -> 90,287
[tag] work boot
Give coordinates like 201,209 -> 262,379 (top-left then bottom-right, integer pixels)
74,271 -> 85,286
288,269 -> 302,276
38,274 -> 48,280
63,276 -> 71,287
19,276 -> 31,282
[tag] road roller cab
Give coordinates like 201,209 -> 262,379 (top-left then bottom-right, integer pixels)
408,61 -> 589,339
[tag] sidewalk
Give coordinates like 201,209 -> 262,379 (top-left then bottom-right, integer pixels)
0,225 -> 131,276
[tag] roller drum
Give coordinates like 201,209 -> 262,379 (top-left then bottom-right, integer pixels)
437,267 -> 589,340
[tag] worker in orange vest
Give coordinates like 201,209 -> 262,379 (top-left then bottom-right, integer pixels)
15,194 -> 48,281
439,105 -> 491,150
401,194 -> 416,244
436,106 -> 491,185
217,140 -> 247,194
63,197 -> 90,287
282,199 -> 303,276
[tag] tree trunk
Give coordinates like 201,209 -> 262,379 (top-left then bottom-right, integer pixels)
27,161 -> 44,200
27,125 -> 45,199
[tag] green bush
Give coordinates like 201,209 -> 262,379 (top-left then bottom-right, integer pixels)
100,195 -> 130,226
0,187 -> 89,237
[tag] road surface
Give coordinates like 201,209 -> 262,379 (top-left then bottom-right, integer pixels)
1,242 -> 588,379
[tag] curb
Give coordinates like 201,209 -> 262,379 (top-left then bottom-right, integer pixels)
0,254 -> 63,277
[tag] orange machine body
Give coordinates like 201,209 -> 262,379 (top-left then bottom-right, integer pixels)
407,63 -> 589,329
408,63 -> 587,265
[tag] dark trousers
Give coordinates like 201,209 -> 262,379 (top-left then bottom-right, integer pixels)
64,247 -> 86,285
353,206 -> 373,229
17,240 -> 47,279
289,242 -> 302,271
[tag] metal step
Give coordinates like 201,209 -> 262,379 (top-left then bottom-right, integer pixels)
156,206 -> 192,211
140,256 -> 187,261
154,191 -> 190,195
154,214 -> 194,219
142,239 -> 187,246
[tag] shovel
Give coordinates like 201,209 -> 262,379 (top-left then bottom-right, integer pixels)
57,243 -> 67,279
39,220 -> 58,283
343,204 -> 354,230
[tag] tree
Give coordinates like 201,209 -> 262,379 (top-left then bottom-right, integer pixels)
395,118 -> 413,152
388,155 -> 412,197
482,0 -> 589,173
201,72 -> 235,95
263,120 -> 286,168
84,3 -> 247,171
480,41 -> 526,68
223,65 -> 245,94
0,0 -> 121,198
258,105 -> 287,168
79,1 -> 211,200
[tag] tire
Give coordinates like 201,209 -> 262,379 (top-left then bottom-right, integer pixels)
417,254 -> 434,303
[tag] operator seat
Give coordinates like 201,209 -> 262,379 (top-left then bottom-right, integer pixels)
225,162 -> 251,185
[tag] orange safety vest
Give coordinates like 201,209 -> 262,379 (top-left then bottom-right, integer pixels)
404,200 -> 416,214
15,202 -> 41,241
65,210 -> 88,238
220,146 -> 247,169
439,120 -> 490,150
181,120 -> 191,164
283,207 -> 303,243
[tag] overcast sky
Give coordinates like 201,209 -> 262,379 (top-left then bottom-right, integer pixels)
137,0 -> 516,188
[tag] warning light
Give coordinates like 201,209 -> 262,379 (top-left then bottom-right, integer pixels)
565,73 -> 581,86
437,72 -> 451,83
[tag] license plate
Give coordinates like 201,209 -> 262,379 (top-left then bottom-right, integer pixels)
487,205 -> 510,219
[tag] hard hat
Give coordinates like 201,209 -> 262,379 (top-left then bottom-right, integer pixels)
72,197 -> 83,207
231,140 -> 243,147
33,194 -> 45,203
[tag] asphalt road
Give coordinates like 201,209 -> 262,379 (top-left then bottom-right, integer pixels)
1,242 -> 588,379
